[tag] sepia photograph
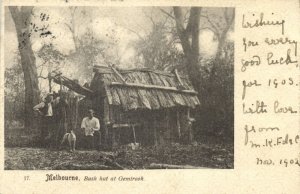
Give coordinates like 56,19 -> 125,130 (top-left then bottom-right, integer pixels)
4,6 -> 234,170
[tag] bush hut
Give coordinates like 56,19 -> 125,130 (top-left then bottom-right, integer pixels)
89,65 -> 200,146
50,66 -> 200,147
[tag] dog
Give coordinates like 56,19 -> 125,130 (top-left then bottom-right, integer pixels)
60,130 -> 76,152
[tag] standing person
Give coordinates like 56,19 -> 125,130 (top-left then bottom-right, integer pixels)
33,93 -> 56,147
81,109 -> 100,150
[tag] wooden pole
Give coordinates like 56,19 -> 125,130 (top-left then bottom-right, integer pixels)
112,127 -> 116,147
59,77 -> 63,91
187,108 -> 193,142
103,99 -> 110,147
48,73 -> 52,93
153,117 -> 158,146
176,109 -> 181,141
110,65 -> 126,83
110,82 -> 198,94
174,69 -> 185,89
166,109 -> 171,144
132,125 -> 136,144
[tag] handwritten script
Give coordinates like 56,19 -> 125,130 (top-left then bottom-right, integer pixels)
241,12 -> 299,167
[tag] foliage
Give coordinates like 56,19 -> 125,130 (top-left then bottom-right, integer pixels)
200,8 -> 235,60
5,60 -> 25,128
193,42 -> 234,139
37,44 -> 67,75
36,43 -> 68,95
67,27 -> 121,83
133,21 -> 185,71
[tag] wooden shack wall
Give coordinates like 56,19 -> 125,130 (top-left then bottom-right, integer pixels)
105,105 -> 191,146
88,73 -> 194,147
178,108 -> 193,143
77,96 -> 193,147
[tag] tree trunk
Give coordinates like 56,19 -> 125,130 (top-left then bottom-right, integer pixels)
215,8 -> 235,61
173,7 -> 202,90
66,7 -> 80,51
9,6 -> 40,130
215,35 -> 225,60
211,8 -> 235,78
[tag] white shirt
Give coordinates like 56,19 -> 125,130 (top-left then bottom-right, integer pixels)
81,117 -> 100,136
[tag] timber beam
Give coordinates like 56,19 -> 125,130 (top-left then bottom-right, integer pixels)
109,82 -> 198,95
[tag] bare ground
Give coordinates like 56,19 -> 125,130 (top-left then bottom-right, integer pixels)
5,127 -> 233,170
5,143 -> 233,170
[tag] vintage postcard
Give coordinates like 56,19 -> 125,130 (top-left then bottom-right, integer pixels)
0,0 -> 299,193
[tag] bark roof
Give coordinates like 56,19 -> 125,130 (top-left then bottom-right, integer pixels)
92,65 -> 200,111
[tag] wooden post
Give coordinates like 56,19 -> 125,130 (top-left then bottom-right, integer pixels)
187,108 -> 193,142
176,109 -> 181,141
48,73 -> 52,93
153,117 -> 158,146
103,98 -> 110,147
174,69 -> 185,90
111,126 -> 116,148
132,125 -> 136,144
59,77 -> 63,91
110,82 -> 197,94
165,109 -> 171,144
110,65 -> 126,83
117,128 -> 121,145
